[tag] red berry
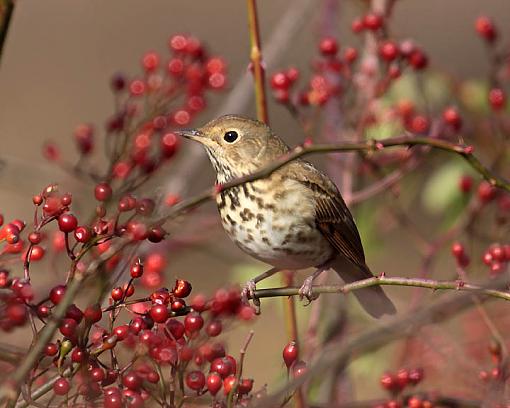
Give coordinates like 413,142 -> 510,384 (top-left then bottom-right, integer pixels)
283,341 -> 299,368
396,368 -> 409,389
408,50 -> 428,70
66,304 -> 83,323
94,183 -> 112,201
363,13 -> 383,30
173,279 -> 192,298
37,304 -> 51,319
84,303 -> 102,323
28,232 -> 41,244
122,389 -> 144,408
161,132 -> 180,158
343,47 -> 358,64
478,181 -> 497,203
186,370 -> 205,391
475,16 -> 497,42
459,175 -> 473,193
443,106 -> 462,130
408,396 -> 422,408
122,371 -> 142,390
129,80 -> 145,96
71,348 -> 87,363
74,124 -> 94,155
319,37 -> 338,56
191,293 -> 208,312
59,318 -> 78,338
409,115 -> 430,134
74,226 -> 91,243
408,368 -> 424,385
270,72 -> 290,90
53,378 -> 70,395
379,40 -> 399,61
206,320 -> 222,337
166,319 -> 185,339
380,372 -> 397,391
488,88 -> 506,111
110,73 -> 126,92
111,287 -> 124,302
238,378 -> 254,395
149,304 -> 169,323
184,313 -> 204,333
58,213 -> 78,233
351,17 -> 364,33
292,360 -> 307,377
49,285 -> 66,305
45,343 -> 58,356
451,242 -> 465,258
142,51 -> 160,72
211,357 -> 234,378
90,367 -> 105,382
207,373 -> 222,395
29,245 -> 45,261
130,261 -> 144,278
223,374 -> 236,395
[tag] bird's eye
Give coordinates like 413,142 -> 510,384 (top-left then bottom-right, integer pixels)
223,130 -> 239,143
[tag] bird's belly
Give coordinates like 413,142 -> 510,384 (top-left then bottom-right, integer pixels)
217,185 -> 333,269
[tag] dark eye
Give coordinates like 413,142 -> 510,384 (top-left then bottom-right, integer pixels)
223,130 -> 238,143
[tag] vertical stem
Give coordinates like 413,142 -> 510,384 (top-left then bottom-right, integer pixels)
246,0 -> 269,124
282,271 -> 305,408
0,0 -> 14,64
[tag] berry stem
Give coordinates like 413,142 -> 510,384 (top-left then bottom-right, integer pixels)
246,0 -> 269,124
227,330 -> 255,407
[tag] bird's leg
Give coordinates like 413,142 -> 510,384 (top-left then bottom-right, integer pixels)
241,267 -> 280,313
298,262 -> 332,303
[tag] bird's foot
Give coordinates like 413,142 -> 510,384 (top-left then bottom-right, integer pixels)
298,276 -> 320,305
241,279 -> 261,314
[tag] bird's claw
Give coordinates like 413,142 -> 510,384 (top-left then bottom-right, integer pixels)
298,276 -> 319,305
241,279 -> 261,314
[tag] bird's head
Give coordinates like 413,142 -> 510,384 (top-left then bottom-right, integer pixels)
176,115 -> 289,181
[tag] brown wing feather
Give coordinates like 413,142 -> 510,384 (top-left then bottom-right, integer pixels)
285,160 -> 367,268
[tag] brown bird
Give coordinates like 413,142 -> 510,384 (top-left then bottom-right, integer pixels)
178,115 -> 396,318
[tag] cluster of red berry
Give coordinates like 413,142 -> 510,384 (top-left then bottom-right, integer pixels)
378,368 -> 426,408
44,34 -> 227,182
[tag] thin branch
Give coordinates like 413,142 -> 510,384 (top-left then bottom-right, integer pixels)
158,134 -> 509,227
246,0 -> 269,123
249,276 -> 510,302
0,0 -> 14,63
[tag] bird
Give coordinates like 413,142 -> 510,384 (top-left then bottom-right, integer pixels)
177,114 -> 396,318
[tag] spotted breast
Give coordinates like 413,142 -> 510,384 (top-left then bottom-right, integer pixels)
216,173 -> 334,270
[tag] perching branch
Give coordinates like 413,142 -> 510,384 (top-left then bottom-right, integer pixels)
250,276 -> 510,302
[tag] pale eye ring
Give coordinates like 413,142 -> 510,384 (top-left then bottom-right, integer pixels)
223,130 -> 238,143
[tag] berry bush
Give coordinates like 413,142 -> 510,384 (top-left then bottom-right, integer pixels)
0,1 -> 510,407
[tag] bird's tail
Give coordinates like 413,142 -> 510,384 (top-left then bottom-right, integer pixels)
331,257 -> 396,318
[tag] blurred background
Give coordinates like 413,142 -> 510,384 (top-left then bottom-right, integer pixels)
0,0 -> 509,402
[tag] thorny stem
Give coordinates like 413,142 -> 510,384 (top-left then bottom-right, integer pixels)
246,0 -> 269,124
159,134 -> 509,227
249,276 -> 510,302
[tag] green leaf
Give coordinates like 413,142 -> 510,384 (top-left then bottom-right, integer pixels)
421,161 -> 472,214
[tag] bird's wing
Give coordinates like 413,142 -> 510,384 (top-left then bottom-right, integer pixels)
289,160 -> 368,272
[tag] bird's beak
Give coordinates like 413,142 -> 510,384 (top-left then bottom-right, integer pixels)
174,128 -> 204,141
